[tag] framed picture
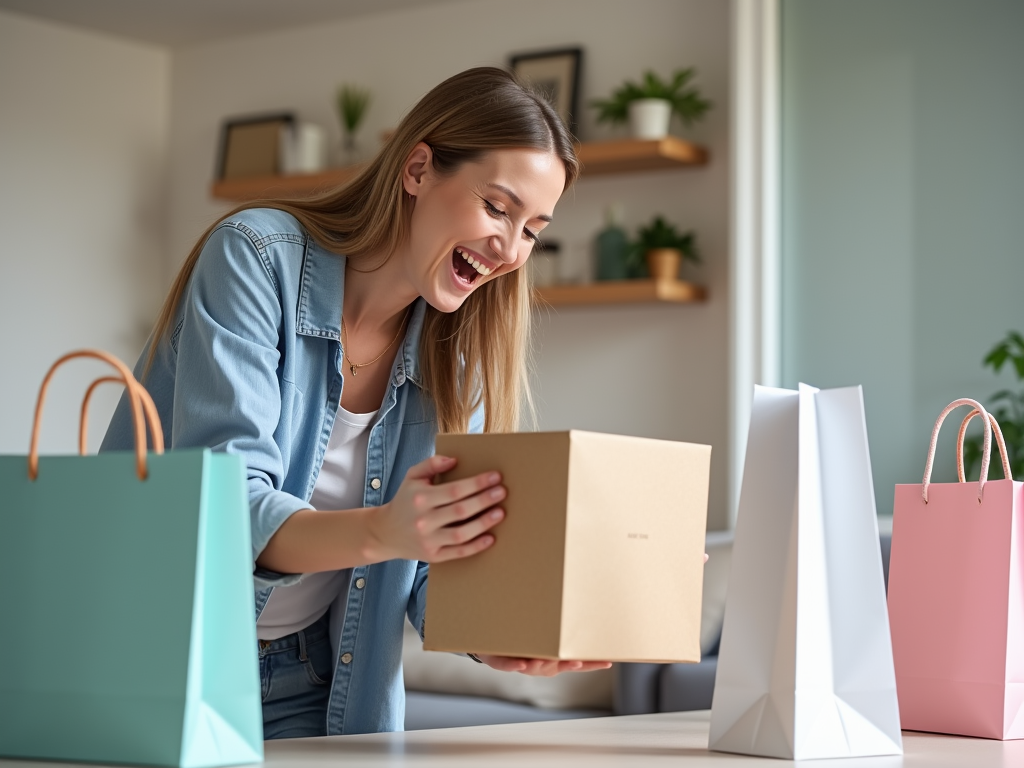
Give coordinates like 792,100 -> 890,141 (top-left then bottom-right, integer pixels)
509,48 -> 582,136
216,112 -> 294,180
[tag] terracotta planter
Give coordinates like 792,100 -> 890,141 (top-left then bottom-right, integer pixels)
645,248 -> 682,280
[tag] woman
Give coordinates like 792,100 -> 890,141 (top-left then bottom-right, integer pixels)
102,67 -> 610,739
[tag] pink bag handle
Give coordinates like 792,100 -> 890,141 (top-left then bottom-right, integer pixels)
922,398 -> 992,504
955,409 -> 1012,483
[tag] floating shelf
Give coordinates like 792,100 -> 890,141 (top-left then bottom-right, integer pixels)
210,136 -> 707,201
534,279 -> 706,307
575,136 -> 707,176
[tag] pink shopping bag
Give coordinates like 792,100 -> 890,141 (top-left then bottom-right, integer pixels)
889,398 -> 1024,739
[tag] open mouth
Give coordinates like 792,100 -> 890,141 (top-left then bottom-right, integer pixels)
451,246 -> 493,286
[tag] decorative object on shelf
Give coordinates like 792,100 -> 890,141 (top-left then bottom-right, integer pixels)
509,47 -> 582,136
595,205 -> 630,281
962,330 -> 1024,481
628,215 -> 699,280
216,112 -> 294,180
336,84 -> 371,165
529,240 -> 561,288
279,122 -> 327,175
592,68 -> 711,140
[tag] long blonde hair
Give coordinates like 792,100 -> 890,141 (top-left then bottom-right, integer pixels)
149,67 -> 579,433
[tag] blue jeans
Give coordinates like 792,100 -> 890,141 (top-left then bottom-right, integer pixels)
259,612 -> 333,739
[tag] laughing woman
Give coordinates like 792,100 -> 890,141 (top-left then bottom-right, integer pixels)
101,67 -> 610,738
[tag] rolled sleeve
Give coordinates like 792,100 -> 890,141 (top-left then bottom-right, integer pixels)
171,223 -> 308,584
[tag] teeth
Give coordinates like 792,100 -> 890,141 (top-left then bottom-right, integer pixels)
456,247 -> 491,277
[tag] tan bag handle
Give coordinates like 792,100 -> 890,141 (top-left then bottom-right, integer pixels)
29,350 -> 165,482
955,409 -> 1012,484
79,375 -> 163,457
922,398 -> 992,504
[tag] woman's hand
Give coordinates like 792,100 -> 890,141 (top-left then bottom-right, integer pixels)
366,455 -> 506,563
476,655 -> 613,676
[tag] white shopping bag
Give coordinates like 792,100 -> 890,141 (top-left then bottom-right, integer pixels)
709,384 -> 902,759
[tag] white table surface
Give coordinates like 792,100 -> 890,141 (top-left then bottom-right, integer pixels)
3,710 -> 1023,767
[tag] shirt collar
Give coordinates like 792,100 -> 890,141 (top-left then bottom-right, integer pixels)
295,238 -> 424,386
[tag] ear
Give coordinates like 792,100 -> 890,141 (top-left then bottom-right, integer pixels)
402,142 -> 433,197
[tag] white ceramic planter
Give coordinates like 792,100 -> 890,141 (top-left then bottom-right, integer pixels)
628,98 -> 672,139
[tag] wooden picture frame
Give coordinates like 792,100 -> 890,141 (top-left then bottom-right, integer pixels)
509,48 -> 582,137
216,113 -> 295,180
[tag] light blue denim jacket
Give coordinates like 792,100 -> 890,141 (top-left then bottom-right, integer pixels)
102,208 -> 480,734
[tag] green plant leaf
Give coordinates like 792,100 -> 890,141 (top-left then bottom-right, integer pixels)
985,344 -> 1010,372
591,67 -> 711,126
337,84 -> 371,133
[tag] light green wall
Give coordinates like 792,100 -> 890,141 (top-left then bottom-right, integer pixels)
781,0 -> 1024,516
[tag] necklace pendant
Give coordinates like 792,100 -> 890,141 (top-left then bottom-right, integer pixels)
350,364 -> 358,376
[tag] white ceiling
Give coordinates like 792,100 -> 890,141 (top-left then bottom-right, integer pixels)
0,0 -> 449,46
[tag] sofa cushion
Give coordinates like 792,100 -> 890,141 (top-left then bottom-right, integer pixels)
402,621 -> 614,710
659,657 -> 719,712
405,691 -> 608,730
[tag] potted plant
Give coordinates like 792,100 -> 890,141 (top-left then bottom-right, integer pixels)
962,331 -> 1024,481
591,68 -> 711,140
336,84 -> 371,164
627,215 -> 699,280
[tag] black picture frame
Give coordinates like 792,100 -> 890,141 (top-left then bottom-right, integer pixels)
215,112 -> 295,180
509,47 -> 582,137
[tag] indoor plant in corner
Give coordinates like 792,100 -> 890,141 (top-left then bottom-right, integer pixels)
628,215 -> 700,281
591,68 -> 711,139
962,331 -> 1024,481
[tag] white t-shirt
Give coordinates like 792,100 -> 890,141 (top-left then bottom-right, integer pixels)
256,406 -> 377,641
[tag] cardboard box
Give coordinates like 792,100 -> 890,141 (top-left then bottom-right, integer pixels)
423,430 -> 711,663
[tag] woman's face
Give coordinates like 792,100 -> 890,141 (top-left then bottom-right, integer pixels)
401,145 -> 566,313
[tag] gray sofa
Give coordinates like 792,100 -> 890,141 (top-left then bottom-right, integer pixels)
405,532 -> 892,730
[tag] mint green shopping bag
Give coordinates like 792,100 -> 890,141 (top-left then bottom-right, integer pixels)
0,350 -> 263,767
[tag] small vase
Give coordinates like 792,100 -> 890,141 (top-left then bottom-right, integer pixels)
595,207 -> 630,281
628,98 -> 672,140
645,248 -> 681,281
340,133 -> 363,167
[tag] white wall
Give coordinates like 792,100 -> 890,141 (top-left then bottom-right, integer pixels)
0,10 -> 169,454
167,0 -> 732,528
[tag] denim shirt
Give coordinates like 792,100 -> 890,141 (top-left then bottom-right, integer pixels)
101,208 -> 479,734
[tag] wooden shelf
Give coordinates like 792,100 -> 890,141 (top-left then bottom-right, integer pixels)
210,165 -> 366,201
210,137 -> 707,201
534,279 -> 706,307
575,136 -> 707,176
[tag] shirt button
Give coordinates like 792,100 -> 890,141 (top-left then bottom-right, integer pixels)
341,653 -> 353,664
370,478 -> 381,490
355,577 -> 366,589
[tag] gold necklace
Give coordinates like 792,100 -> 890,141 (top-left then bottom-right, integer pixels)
341,309 -> 410,376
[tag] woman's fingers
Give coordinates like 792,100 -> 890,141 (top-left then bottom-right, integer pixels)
432,533 -> 495,563
412,472 -> 505,538
476,655 -> 613,676
405,454 -> 457,480
438,506 -> 505,546
429,472 -> 504,515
